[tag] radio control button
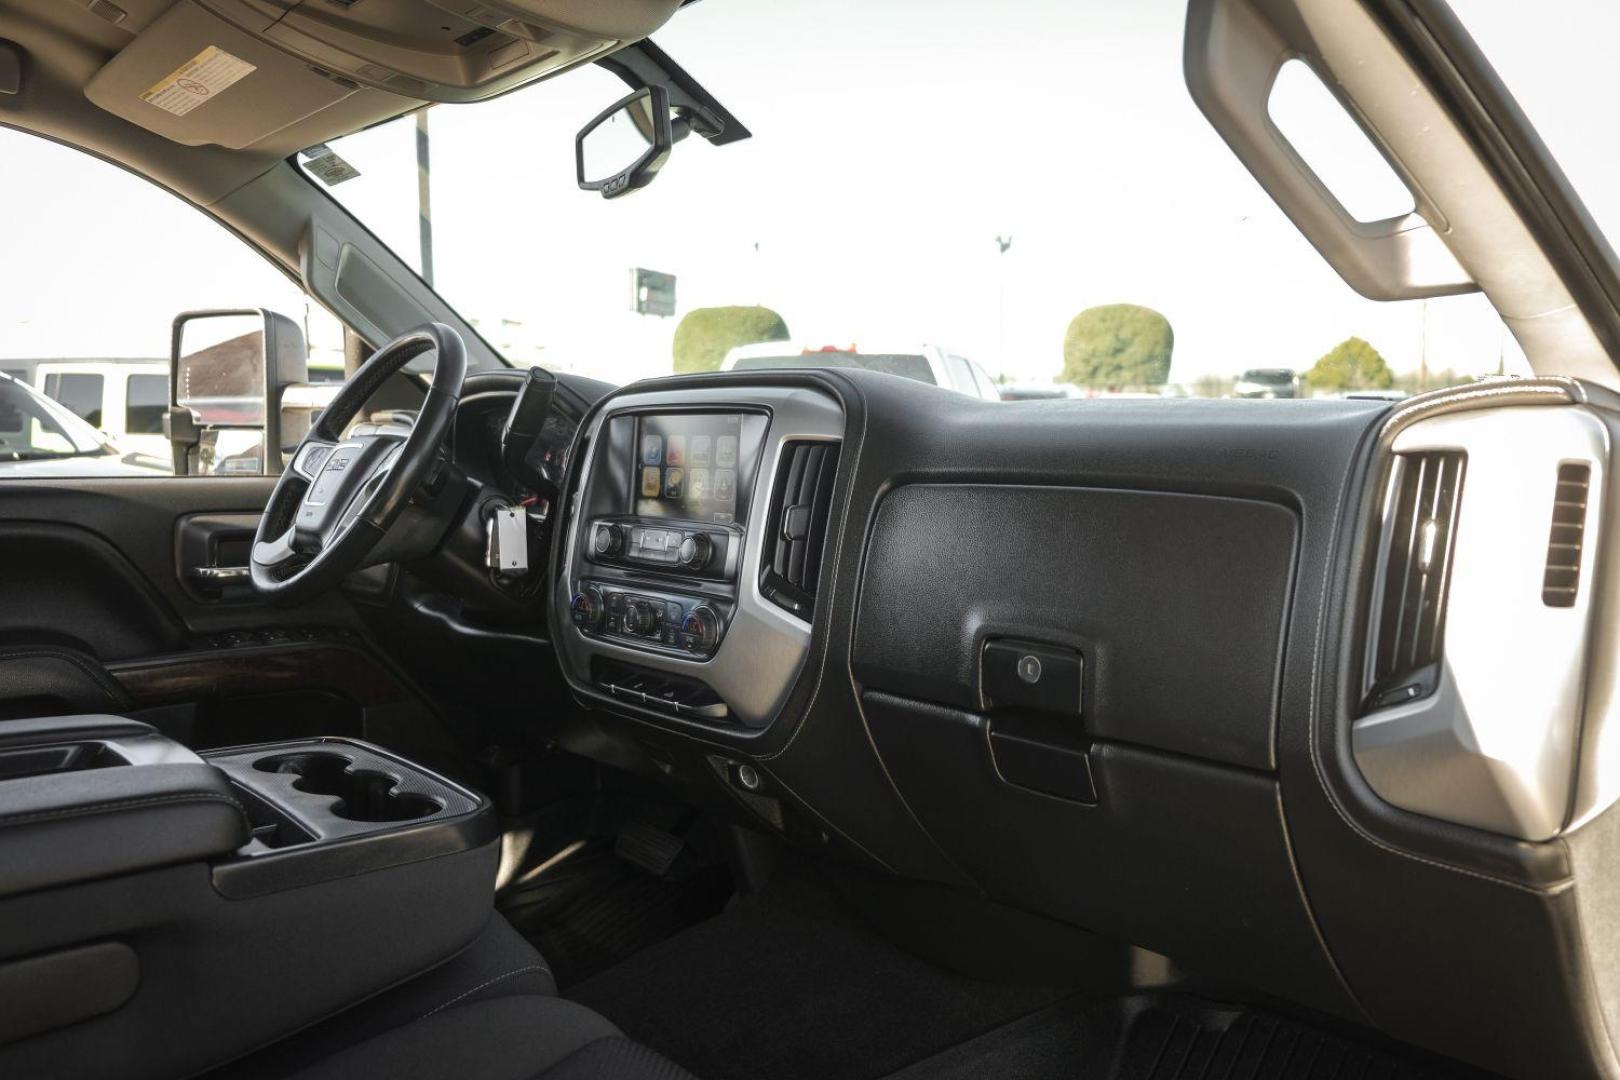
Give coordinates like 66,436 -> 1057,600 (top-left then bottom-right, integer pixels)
594,523 -> 625,557
678,533 -> 713,570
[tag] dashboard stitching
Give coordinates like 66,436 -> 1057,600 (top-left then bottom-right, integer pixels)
1306,415 -> 1575,897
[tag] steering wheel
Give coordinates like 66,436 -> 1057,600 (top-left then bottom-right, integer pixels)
250,323 -> 467,604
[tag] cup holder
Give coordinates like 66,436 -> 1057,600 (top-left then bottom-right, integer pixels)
253,751 -> 441,823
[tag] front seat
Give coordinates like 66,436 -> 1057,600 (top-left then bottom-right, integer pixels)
205,914 -> 695,1080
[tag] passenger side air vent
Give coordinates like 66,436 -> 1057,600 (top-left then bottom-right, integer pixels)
1366,451 -> 1466,711
1542,463 -> 1592,607
760,441 -> 841,619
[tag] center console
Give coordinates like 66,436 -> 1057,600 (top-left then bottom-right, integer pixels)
555,385 -> 844,729
0,714 -> 498,1080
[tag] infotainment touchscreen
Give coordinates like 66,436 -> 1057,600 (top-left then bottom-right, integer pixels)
633,413 -> 748,525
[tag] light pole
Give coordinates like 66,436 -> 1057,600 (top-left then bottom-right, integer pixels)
995,235 -> 1012,374
416,109 -> 434,287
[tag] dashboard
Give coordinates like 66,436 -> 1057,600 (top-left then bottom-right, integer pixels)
553,385 -> 842,728
438,366 -> 1620,1079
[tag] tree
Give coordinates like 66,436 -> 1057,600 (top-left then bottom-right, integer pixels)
1059,304 -> 1174,389
672,306 -> 790,374
1305,337 -> 1394,392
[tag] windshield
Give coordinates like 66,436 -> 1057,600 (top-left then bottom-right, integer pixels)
0,374 -> 112,459
303,0 -> 1540,400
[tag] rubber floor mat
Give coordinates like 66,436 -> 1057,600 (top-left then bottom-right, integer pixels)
1114,1002 -> 1460,1079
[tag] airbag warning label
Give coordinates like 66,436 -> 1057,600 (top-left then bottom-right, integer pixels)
140,46 -> 256,117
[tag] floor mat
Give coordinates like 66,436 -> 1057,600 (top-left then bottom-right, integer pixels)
886,996 -> 1468,1080
499,846 -> 733,989
567,859 -> 1069,1080
1106,1001 -> 1461,1079
880,998 -> 1097,1080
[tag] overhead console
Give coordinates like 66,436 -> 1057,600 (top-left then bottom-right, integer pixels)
553,385 -> 844,729
83,0 -> 680,147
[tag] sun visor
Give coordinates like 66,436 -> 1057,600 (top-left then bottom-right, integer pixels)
84,1 -> 357,149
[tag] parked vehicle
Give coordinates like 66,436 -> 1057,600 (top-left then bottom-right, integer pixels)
999,383 -> 1081,401
1232,367 -> 1301,399
0,371 -> 167,475
30,360 -> 170,458
722,342 -> 1003,401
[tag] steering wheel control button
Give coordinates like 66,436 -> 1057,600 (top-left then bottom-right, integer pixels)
981,639 -> 1083,716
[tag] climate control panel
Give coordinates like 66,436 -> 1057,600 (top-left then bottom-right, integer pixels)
569,581 -> 728,658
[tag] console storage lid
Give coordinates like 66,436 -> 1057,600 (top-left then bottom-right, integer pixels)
0,715 -> 249,899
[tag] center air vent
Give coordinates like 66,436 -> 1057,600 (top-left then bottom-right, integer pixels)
1366,450 -> 1466,711
760,441 -> 840,619
1542,463 -> 1591,608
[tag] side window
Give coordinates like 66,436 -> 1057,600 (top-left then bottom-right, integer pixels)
0,127 -> 343,477
126,374 -> 168,435
43,373 -> 104,427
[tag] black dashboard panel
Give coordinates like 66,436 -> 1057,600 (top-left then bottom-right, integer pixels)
861,690 -> 1347,1015
540,370 -> 1620,1076
852,484 -> 1296,770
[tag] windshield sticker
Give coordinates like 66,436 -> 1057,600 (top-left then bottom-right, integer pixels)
139,45 -> 256,118
300,144 -> 361,186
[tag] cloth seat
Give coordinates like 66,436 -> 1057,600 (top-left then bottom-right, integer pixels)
204,913 -> 694,1080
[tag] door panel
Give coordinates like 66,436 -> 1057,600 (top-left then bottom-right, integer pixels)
0,478 -> 356,648
0,478 -> 417,750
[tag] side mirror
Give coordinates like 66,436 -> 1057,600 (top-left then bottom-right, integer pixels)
166,309 -> 307,476
576,85 -> 673,199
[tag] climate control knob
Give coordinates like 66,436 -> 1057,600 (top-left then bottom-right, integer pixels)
624,601 -> 657,636
681,605 -> 721,654
569,587 -> 603,631
593,523 -> 624,557
677,533 -> 713,570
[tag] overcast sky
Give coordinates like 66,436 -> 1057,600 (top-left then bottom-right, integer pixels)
4,0 -> 1618,387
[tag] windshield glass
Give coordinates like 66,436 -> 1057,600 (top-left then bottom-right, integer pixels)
0,374 -> 111,459
304,0 -> 1539,400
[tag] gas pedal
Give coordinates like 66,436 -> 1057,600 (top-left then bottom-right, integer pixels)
615,819 -> 688,879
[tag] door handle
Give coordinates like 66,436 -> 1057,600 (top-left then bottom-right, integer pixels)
188,566 -> 250,583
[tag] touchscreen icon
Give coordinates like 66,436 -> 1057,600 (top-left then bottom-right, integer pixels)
663,468 -> 684,500
714,469 -> 736,503
690,435 -> 712,467
715,435 -> 738,469
665,435 -> 686,467
640,434 -> 663,466
640,466 -> 661,498
687,468 -> 709,501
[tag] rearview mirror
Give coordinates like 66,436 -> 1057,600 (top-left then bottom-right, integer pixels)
576,85 -> 672,199
167,309 -> 307,476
